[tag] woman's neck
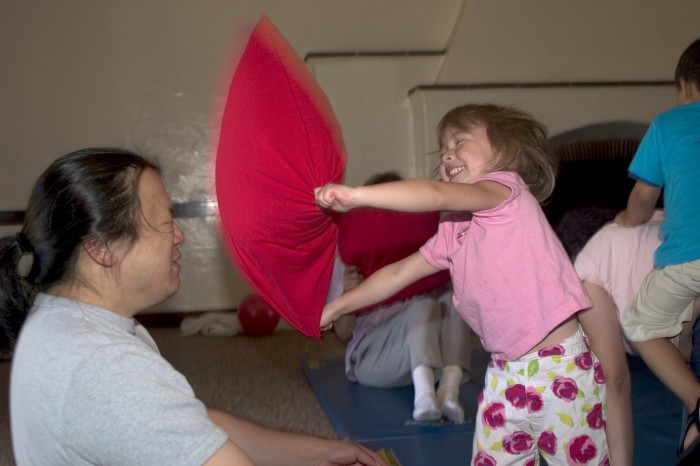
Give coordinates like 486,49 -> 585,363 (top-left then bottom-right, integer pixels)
47,282 -> 135,319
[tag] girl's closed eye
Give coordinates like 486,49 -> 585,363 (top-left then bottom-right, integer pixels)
441,137 -> 465,155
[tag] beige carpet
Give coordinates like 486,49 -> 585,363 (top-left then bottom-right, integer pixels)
0,325 -> 347,465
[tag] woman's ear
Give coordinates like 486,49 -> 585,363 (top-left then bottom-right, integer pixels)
82,237 -> 118,267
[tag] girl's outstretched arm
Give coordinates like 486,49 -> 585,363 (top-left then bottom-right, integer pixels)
321,252 -> 439,329
577,282 -> 633,466
315,179 -> 509,214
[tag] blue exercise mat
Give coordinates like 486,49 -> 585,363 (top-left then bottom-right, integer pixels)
302,358 -> 480,441
303,354 -> 683,466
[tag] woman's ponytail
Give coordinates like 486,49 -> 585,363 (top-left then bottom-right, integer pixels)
0,235 -> 33,353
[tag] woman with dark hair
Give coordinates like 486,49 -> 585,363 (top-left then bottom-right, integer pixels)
1,148 -> 385,466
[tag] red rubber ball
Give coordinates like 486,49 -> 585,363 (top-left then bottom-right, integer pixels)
238,294 -> 280,337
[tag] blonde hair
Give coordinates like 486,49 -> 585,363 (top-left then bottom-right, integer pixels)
437,104 -> 557,203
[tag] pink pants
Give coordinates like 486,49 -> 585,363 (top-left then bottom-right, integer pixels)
472,328 -> 609,466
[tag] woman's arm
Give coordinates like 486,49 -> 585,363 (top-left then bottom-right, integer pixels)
322,252 -> 439,328
577,282 -> 633,466
206,409 -> 387,466
204,436 -> 255,466
315,179 -> 509,214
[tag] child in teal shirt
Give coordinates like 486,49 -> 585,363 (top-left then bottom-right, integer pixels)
615,37 -> 700,466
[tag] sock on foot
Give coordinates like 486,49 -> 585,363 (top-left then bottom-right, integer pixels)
437,365 -> 465,423
413,392 -> 441,421
437,386 -> 464,423
412,365 -> 441,421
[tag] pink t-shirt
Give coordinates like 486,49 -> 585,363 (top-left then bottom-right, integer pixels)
574,211 -> 663,353
419,171 -> 591,360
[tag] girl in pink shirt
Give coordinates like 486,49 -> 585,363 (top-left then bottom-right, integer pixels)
316,104 -> 615,465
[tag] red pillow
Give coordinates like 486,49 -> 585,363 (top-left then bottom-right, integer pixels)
215,14 -> 346,338
337,209 -> 450,312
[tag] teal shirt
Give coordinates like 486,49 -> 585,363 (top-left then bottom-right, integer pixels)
629,101 -> 700,268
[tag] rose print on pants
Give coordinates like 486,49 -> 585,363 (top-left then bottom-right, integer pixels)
505,384 -> 527,408
538,345 -> 565,357
574,351 -> 593,370
483,402 -> 506,429
586,403 -> 605,429
552,376 -> 578,402
474,335 -> 609,466
593,362 -> 606,384
505,384 -> 544,413
566,434 -> 597,465
537,431 -> 558,456
503,431 -> 533,455
473,450 -> 496,466
526,386 -> 543,412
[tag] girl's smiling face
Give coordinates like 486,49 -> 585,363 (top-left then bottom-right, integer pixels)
439,125 -> 495,184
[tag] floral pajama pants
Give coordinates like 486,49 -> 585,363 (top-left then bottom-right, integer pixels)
472,327 -> 610,466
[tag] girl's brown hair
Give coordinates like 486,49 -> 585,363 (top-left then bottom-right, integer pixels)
437,103 -> 557,203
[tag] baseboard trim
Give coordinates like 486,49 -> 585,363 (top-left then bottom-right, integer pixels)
136,312 -> 193,328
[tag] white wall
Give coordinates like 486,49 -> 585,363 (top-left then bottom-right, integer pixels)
306,54 -> 447,184
409,84 -> 676,178
1,1 -> 698,313
438,0 -> 698,84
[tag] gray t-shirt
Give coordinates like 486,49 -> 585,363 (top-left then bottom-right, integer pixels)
10,293 -> 228,465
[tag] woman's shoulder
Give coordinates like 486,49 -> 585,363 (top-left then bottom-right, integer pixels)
26,294 -> 161,366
